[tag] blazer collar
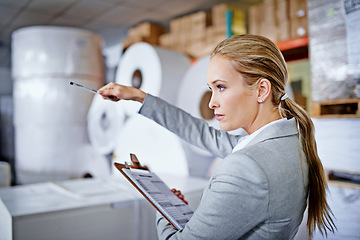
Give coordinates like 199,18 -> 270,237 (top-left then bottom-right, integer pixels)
246,117 -> 298,148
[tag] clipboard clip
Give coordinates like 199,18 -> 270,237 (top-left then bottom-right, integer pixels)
129,153 -> 149,170
116,153 -> 149,170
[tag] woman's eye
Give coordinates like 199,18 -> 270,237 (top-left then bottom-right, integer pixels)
217,85 -> 225,91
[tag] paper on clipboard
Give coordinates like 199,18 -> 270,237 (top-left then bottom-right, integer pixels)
114,157 -> 193,230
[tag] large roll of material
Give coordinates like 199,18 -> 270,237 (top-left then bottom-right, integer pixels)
112,114 -> 189,177
14,124 -> 88,181
15,125 -> 110,183
13,77 -> 102,125
87,94 -> 125,155
115,42 -> 190,116
12,26 -> 105,184
177,56 -> 217,128
11,26 -> 103,79
176,56 -> 217,178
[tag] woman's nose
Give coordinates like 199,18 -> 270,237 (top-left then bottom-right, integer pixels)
208,93 -> 218,109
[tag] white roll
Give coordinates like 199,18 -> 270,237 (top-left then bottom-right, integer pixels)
13,77 -> 103,125
11,26 -> 104,79
115,42 -> 190,116
177,56 -> 217,128
87,94 -> 125,155
15,124 -> 88,183
176,56 -> 217,177
112,114 -> 189,177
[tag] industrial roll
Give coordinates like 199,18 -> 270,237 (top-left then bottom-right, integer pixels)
11,26 -> 103,79
115,42 -> 190,116
11,26 -> 105,183
177,56 -> 217,128
112,114 -> 189,177
87,94 -> 125,155
13,77 -> 102,125
14,124 -> 89,181
176,56 -> 217,178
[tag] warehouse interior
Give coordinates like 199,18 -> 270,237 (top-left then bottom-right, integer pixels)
0,0 -> 359,239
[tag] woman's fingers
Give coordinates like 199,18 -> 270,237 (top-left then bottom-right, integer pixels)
171,188 -> 188,205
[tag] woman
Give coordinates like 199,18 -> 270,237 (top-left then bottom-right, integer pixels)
99,34 -> 335,239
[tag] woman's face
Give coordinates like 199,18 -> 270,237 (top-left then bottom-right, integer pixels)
207,54 -> 259,132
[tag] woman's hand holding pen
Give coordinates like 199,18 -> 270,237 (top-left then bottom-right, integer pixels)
98,82 -> 146,103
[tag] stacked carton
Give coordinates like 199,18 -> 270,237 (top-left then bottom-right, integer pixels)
160,4 -> 246,59
122,22 -> 165,49
123,4 -> 246,59
164,11 -> 211,56
249,0 -> 307,43
289,0 -> 308,38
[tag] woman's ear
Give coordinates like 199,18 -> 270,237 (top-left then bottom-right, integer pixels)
257,78 -> 271,103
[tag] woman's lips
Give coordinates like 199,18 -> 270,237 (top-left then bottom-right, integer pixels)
215,114 -> 224,121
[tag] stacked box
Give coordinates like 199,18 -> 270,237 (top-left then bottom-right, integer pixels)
159,3 -> 246,59
289,0 -> 308,38
260,0 -> 279,42
248,0 -> 290,43
212,3 -> 246,37
185,11 -> 211,57
159,33 -> 173,50
187,3 -> 246,59
248,2 -> 264,36
122,22 -> 165,49
277,0 -> 290,41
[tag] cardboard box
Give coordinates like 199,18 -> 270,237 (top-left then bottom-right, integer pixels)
289,0 -> 307,18
290,16 -> 308,38
159,33 -> 174,49
212,3 -> 246,36
248,0 -> 290,42
212,3 -> 227,26
232,7 -> 246,35
190,11 -> 211,33
248,3 -> 264,35
277,20 -> 291,41
170,18 -> 181,34
276,0 -> 289,21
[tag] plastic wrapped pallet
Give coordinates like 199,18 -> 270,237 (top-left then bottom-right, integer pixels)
308,0 -> 360,101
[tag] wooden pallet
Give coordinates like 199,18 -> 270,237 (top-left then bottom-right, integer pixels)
311,98 -> 360,118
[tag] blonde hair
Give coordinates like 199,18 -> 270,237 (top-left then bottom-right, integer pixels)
212,34 -> 335,237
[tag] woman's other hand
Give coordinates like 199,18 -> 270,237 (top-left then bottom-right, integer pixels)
171,188 -> 188,205
98,82 -> 146,103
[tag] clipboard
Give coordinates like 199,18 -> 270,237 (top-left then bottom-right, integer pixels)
113,154 -> 193,230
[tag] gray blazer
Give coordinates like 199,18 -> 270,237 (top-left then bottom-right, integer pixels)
139,94 -> 309,240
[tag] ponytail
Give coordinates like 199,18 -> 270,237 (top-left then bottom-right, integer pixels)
280,98 -> 336,236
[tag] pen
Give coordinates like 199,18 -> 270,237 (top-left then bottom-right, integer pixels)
69,81 -> 97,94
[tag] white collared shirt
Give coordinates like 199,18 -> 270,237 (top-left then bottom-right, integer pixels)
232,118 -> 287,153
